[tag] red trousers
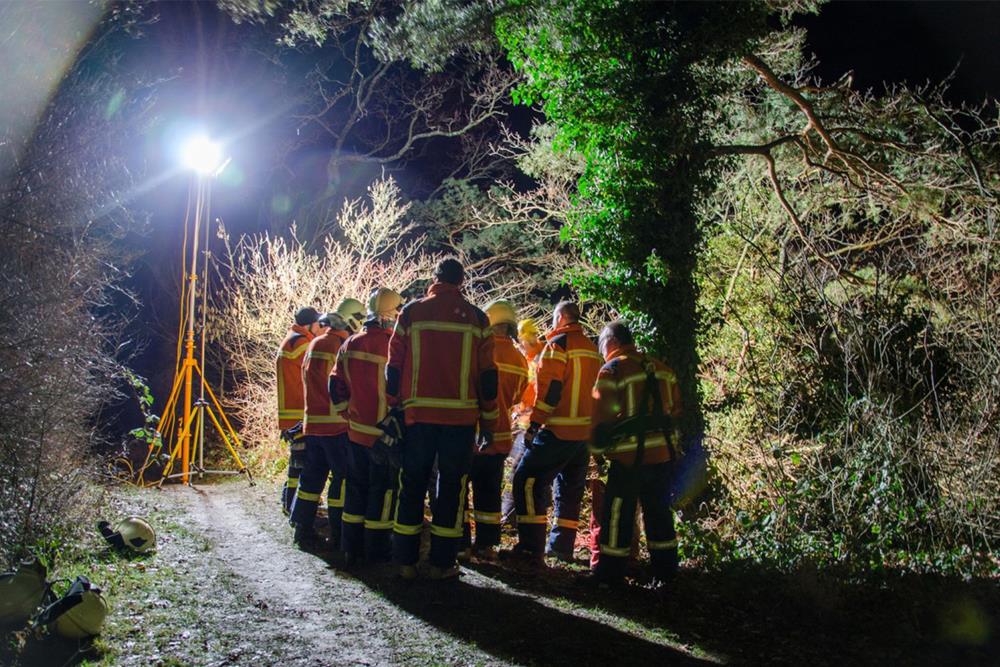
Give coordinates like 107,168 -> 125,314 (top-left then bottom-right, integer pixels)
588,476 -> 640,568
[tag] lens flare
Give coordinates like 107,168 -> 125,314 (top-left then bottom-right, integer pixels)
181,135 -> 223,175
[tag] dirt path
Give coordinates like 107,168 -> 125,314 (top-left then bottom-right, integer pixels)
172,481 -> 497,666
160,479 -> 711,666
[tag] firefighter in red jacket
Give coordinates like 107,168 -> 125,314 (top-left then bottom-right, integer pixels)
590,320 -> 682,585
462,300 -> 529,559
277,306 -> 322,514
387,258 -> 498,580
330,287 -> 403,564
508,301 -> 603,564
290,299 -> 365,550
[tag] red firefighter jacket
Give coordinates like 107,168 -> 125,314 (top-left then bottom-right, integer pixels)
528,323 -> 603,441
330,322 -> 392,447
479,334 -> 529,455
387,282 -> 498,428
302,328 -> 349,436
275,324 -> 315,430
591,342 -> 683,465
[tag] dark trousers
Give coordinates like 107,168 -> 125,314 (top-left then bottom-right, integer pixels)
282,440 -> 306,514
462,453 -> 506,549
548,444 -> 588,556
595,461 -> 678,581
512,429 -> 587,554
343,440 -> 398,561
291,434 -> 348,543
393,423 -> 475,568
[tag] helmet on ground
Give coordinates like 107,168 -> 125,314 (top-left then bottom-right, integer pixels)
336,298 -> 366,334
486,300 -> 518,328
517,318 -> 540,341
99,516 -> 156,554
368,288 -> 403,321
0,559 -> 48,626
39,577 -> 108,639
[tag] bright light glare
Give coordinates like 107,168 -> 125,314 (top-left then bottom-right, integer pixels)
181,135 -> 224,175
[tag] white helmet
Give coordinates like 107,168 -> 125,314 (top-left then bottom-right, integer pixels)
38,576 -> 108,639
99,517 -> 156,554
336,298 -> 366,334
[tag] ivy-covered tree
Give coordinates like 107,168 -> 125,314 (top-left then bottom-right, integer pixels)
497,0 -> 772,434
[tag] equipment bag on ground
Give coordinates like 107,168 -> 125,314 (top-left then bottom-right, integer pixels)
0,558 -> 53,627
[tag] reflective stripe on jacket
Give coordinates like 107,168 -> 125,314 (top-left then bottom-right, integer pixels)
591,343 -> 682,465
387,282 -> 497,427
276,324 -> 314,430
332,322 -> 391,447
303,328 -> 349,436
528,323 -> 602,441
480,334 -> 529,455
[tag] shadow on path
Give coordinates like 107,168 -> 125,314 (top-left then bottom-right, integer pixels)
458,557 -> 1000,666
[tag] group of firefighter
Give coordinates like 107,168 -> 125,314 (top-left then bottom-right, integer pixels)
275,258 -> 682,586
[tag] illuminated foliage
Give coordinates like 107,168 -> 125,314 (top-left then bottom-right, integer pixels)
497,0 -> 771,434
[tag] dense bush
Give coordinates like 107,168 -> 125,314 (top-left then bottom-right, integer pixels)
0,13 -> 147,564
696,43 -> 1000,574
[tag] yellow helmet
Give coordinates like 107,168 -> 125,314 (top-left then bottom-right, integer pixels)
368,288 -> 403,320
485,300 -> 518,327
0,559 -> 48,626
335,298 -> 366,334
517,318 -> 540,340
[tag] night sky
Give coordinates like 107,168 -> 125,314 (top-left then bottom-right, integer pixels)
801,0 -> 1000,103
113,0 -> 1000,431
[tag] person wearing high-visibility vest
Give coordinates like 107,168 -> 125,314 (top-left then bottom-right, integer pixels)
500,318 -> 545,524
387,258 -> 498,580
515,318 -> 545,416
290,299 -> 365,550
507,301 -> 602,566
330,288 -> 404,565
276,306 -> 322,514
589,320 -> 683,586
461,301 -> 529,560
